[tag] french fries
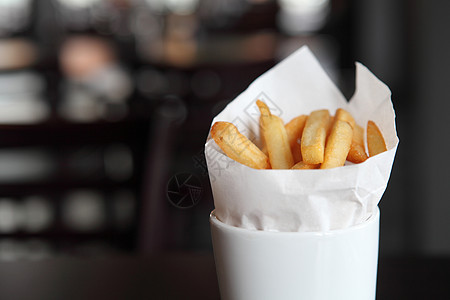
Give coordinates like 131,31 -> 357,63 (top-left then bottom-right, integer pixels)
210,102 -> 387,170
261,114 -> 306,162
320,120 -> 353,169
211,121 -> 270,169
301,109 -> 330,164
335,108 -> 355,129
291,161 -> 320,170
347,124 -> 368,163
334,108 -> 369,164
259,117 -> 268,156
326,116 -> 335,137
285,115 -> 307,163
257,100 -> 294,169
367,120 -> 387,157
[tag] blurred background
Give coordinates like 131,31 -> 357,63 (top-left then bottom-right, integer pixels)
0,0 -> 448,261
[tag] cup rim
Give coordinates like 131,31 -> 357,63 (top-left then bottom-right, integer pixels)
210,207 -> 380,237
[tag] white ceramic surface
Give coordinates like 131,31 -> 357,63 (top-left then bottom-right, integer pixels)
210,208 -> 380,300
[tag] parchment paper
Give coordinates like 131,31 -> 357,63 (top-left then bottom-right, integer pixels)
205,46 -> 398,232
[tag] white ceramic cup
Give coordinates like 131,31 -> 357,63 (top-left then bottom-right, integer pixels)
210,208 -> 380,300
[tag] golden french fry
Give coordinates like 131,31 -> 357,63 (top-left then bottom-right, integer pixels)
259,115 -> 284,157
335,108 -> 355,129
326,116 -> 335,136
291,161 -> 320,170
334,108 -> 368,163
260,115 -> 285,156
347,124 -> 368,163
320,120 -> 353,169
301,109 -> 330,164
285,115 -> 307,163
367,120 -> 387,156
259,118 -> 268,156
211,121 -> 270,169
257,100 -> 294,169
353,124 -> 365,146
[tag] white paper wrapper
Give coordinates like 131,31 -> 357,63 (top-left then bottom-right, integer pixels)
205,46 -> 398,232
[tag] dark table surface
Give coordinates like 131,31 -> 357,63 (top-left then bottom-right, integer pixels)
0,253 -> 448,300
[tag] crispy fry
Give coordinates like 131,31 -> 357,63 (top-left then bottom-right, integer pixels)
259,117 -> 268,156
211,121 -> 270,169
212,102 -> 382,170
291,161 -> 320,170
262,115 -> 306,161
285,115 -> 307,163
335,108 -> 355,129
347,124 -> 368,163
301,109 -> 330,164
260,113 -> 283,157
326,116 -> 335,136
367,120 -> 387,156
320,120 -> 353,169
334,108 -> 368,163
257,100 -> 294,169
